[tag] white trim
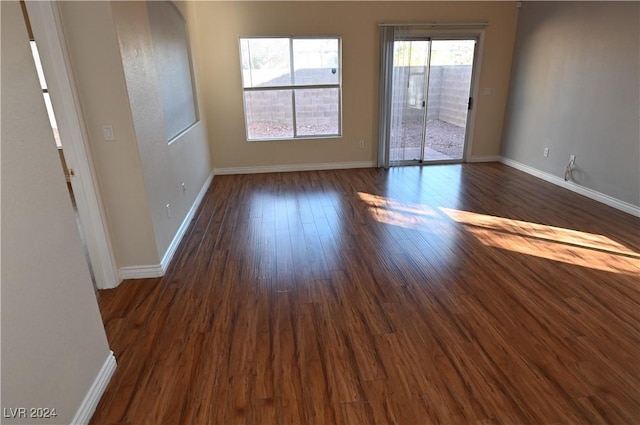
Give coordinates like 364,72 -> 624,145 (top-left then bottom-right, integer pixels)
71,351 -> 117,425
469,155 -> 501,163
214,161 -> 375,175
160,172 -> 214,270
119,264 -> 164,280
118,172 -> 214,280
501,157 -> 640,218
26,2 -> 120,289
463,31 -> 485,163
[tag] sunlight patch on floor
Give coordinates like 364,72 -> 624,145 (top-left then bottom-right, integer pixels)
441,207 -> 640,275
357,192 -> 442,230
356,192 -> 640,274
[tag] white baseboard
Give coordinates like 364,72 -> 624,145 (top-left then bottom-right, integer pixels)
468,155 -> 501,163
71,351 -> 116,425
160,171 -> 214,271
119,264 -> 164,280
213,161 -> 375,175
118,172 -> 214,281
501,157 -> 640,218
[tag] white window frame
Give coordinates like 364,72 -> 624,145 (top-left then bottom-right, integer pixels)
239,36 -> 342,141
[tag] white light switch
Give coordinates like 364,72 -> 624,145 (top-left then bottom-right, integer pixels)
102,125 -> 115,141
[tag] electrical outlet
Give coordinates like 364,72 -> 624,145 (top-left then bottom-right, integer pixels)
166,203 -> 171,219
358,140 -> 365,148
543,147 -> 549,158
102,124 -> 115,141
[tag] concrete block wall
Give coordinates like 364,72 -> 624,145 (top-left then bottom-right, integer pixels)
392,65 -> 472,128
436,65 -> 472,127
427,66 -> 443,121
244,65 -> 471,132
244,68 -> 339,130
245,89 -> 294,122
295,88 -> 339,127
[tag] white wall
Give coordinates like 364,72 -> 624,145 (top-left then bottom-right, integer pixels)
147,1 -> 198,142
1,1 -> 112,422
111,1 -> 212,261
502,2 -> 640,207
58,1 -> 160,269
59,1 -> 212,272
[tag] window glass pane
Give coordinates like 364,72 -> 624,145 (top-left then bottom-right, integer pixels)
293,39 -> 339,86
430,40 -> 475,66
295,88 -> 339,136
240,37 -> 342,140
244,90 -> 293,139
30,41 -> 47,90
241,38 -> 291,88
43,93 -> 62,148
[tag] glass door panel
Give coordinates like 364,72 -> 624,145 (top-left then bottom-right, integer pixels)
390,40 -> 430,164
423,39 -> 476,162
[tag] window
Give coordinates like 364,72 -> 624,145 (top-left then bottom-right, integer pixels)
240,37 -> 341,140
30,41 -> 62,148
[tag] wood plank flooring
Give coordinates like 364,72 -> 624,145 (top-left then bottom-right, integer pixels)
91,163 -> 640,425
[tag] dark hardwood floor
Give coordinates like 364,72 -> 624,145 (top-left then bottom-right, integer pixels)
91,163 -> 640,425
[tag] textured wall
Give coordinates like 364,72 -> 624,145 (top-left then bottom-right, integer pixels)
502,2 -> 640,207
111,0 -> 211,260
147,1 -> 197,141
60,1 -> 212,269
1,2 -> 111,422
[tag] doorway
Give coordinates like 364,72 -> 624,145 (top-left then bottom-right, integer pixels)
389,38 -> 477,165
21,0 -> 119,290
20,1 -> 99,292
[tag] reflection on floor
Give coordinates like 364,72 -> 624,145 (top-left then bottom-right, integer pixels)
92,163 -> 640,425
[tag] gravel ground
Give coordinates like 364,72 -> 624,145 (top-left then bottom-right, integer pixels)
247,119 -> 464,160
248,123 -> 338,139
391,118 -> 465,159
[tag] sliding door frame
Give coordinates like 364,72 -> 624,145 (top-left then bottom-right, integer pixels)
379,26 -> 486,168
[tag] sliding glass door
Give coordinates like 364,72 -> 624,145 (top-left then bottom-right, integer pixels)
389,37 -> 477,165
390,40 -> 430,163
